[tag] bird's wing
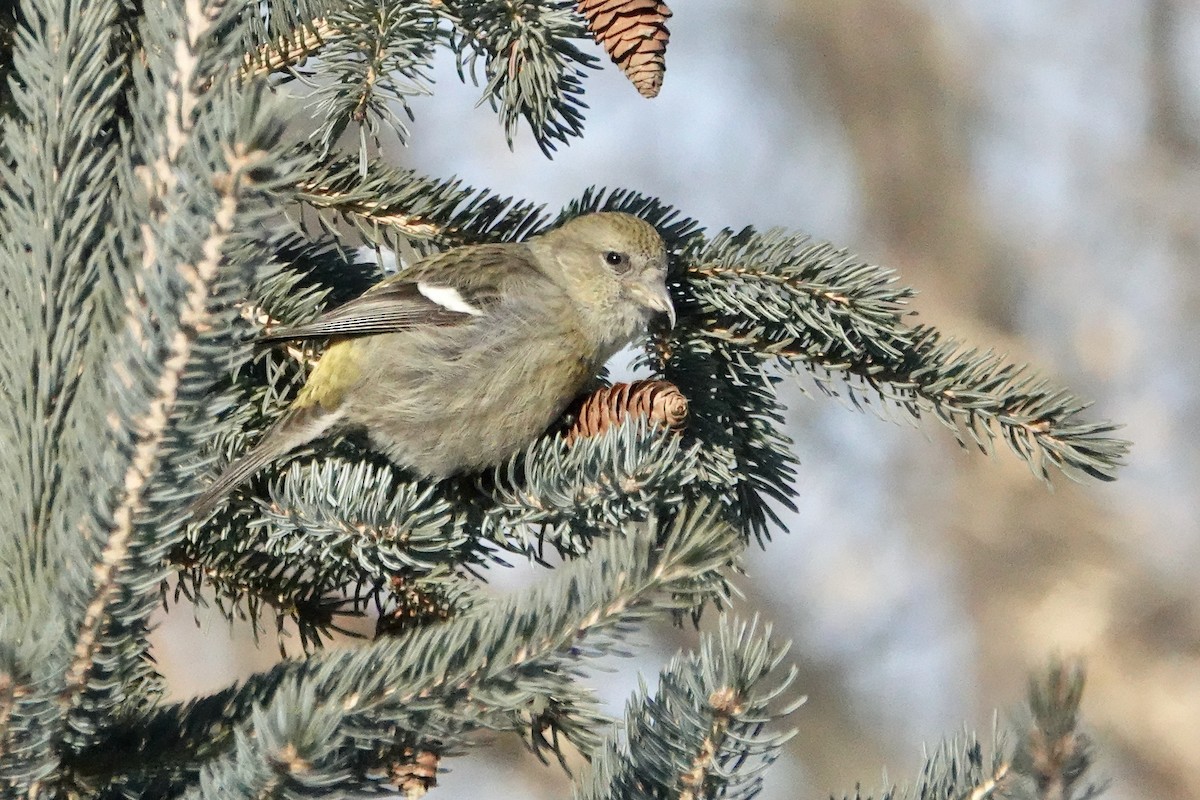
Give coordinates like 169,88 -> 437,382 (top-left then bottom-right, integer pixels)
258,282 -> 488,341
260,244 -> 535,342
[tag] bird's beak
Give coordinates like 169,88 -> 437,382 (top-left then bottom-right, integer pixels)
631,280 -> 676,329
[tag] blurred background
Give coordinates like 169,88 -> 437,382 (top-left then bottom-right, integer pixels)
152,2 -> 1200,798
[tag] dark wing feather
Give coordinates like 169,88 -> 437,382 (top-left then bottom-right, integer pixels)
258,244 -> 530,342
259,283 -> 483,341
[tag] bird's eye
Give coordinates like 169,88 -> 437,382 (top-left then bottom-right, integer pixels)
604,251 -> 631,271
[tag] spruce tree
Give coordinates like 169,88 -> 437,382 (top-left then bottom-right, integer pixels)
0,1 -> 1126,797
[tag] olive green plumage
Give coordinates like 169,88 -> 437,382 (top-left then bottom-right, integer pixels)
189,212 -> 673,518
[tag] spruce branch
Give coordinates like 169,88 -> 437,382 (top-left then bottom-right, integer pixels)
0,0 -> 132,787
73,662 -> 315,794
835,662 -> 1103,800
233,0 -> 339,60
486,419 -> 700,557
441,0 -> 599,154
667,223 -> 1126,486
176,414 -> 487,648
236,0 -> 657,157
256,460 -> 467,574
59,130 -> 279,743
837,732 -> 1012,800
308,0 -> 438,163
908,734 -> 1011,800
213,458 -> 481,647
171,546 -> 366,654
657,335 -> 798,544
90,503 -> 740,796
66,139 -> 253,709
291,153 -> 548,248
14,4 -> 297,791
1013,661 -> 1100,800
686,226 -> 916,361
577,616 -> 800,800
238,17 -> 333,82
67,158 -> 274,726
0,0 -> 127,612
789,327 -> 1129,482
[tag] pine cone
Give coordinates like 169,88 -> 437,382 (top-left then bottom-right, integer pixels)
576,0 -> 672,98
566,379 -> 688,443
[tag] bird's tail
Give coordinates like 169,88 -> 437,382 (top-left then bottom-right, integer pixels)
186,406 -> 341,521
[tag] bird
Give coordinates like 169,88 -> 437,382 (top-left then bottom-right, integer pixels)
188,211 -> 674,518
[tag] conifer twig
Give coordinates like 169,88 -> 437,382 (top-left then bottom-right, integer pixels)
789,328 -> 1129,482
238,18 -> 334,82
963,761 -> 1012,800
288,156 -> 547,246
577,617 -> 801,800
1015,661 -> 1097,800
294,178 -> 446,237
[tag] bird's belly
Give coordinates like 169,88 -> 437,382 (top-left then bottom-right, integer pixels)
344,328 -> 594,477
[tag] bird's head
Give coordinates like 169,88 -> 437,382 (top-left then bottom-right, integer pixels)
533,212 -> 674,353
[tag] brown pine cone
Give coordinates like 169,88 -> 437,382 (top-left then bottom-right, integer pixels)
576,0 -> 672,98
565,379 -> 688,443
